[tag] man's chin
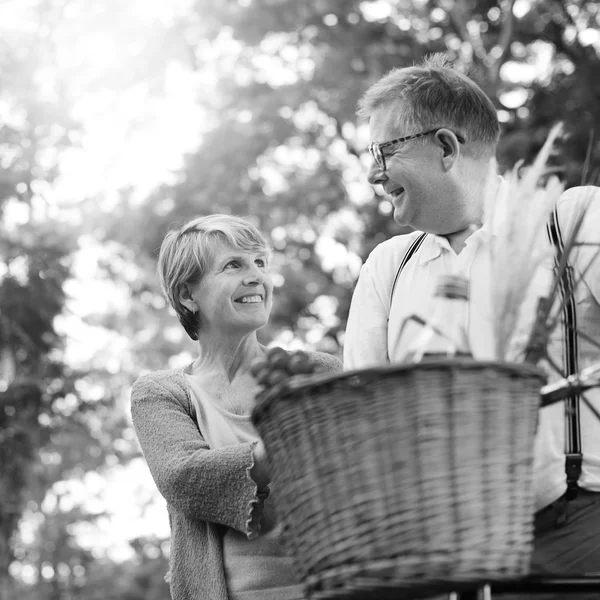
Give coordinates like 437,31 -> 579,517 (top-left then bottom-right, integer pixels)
395,224 -> 416,235
393,208 -> 414,233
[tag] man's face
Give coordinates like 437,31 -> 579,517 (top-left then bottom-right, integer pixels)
367,102 -> 461,235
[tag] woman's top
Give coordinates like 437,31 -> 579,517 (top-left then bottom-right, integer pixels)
130,351 -> 342,600
185,373 -> 304,600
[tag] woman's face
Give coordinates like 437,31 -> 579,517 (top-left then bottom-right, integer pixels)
191,239 -> 273,335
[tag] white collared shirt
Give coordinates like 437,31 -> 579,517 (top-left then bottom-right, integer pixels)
343,186 -> 600,510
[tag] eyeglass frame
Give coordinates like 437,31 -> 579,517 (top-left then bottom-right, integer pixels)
368,128 -> 466,172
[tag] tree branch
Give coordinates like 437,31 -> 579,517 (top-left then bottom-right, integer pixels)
443,0 -> 488,62
489,0 -> 516,83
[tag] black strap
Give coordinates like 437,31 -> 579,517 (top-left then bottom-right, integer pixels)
390,219 -> 582,498
547,207 -> 582,500
389,232 -> 428,310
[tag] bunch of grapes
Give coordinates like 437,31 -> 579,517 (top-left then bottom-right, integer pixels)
250,347 -> 323,392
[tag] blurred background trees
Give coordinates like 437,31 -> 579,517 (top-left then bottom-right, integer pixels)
1,0 -> 598,597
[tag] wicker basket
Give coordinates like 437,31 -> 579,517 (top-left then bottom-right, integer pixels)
251,358 -> 546,599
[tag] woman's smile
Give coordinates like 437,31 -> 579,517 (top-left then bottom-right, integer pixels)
234,293 -> 264,304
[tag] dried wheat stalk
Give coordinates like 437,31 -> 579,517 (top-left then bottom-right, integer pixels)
483,123 -> 564,361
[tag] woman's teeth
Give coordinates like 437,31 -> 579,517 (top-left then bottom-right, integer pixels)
238,295 -> 262,303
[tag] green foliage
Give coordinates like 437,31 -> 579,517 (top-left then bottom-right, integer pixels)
96,0 -> 600,357
1,0 -> 599,597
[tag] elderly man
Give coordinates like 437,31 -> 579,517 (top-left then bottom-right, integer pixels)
344,54 -> 600,596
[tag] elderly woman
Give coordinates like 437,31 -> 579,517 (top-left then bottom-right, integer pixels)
130,214 -> 341,600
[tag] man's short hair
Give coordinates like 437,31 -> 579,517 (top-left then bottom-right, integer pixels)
157,214 -> 269,340
357,53 -> 500,154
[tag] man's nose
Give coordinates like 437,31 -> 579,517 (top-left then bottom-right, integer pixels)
367,161 -> 387,186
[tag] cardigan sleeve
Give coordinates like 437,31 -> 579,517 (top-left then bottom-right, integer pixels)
307,350 -> 343,374
130,372 -> 267,537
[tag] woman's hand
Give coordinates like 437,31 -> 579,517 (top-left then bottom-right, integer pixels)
250,439 -> 270,489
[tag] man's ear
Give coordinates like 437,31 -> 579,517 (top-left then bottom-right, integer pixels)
178,283 -> 197,313
434,128 -> 461,169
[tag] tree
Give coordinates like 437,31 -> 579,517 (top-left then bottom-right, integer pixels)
2,0 -> 599,597
95,0 -> 600,357
0,2 -> 134,595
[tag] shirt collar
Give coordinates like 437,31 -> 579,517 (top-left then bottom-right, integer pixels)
417,234 -> 444,265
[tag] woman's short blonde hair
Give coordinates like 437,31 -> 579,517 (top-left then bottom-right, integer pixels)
157,214 -> 269,340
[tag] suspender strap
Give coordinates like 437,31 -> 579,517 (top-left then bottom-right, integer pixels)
389,233 -> 428,308
547,207 -> 582,500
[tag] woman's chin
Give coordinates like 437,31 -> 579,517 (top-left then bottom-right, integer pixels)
239,313 -> 270,331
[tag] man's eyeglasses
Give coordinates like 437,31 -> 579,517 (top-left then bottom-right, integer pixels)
368,128 -> 466,172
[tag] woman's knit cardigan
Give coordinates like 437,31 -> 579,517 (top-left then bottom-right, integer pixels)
130,351 -> 342,600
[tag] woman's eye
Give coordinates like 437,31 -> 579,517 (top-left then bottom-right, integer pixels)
225,261 -> 239,269
255,259 -> 266,268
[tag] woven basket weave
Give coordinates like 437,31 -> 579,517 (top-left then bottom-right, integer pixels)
252,358 -> 545,599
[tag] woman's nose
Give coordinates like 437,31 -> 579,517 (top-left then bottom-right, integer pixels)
243,266 -> 263,285
367,161 -> 388,186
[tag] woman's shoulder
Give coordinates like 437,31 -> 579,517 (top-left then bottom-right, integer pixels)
304,351 -> 343,374
131,365 -> 190,399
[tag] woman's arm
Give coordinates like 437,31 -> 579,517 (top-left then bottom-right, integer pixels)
130,372 -> 266,536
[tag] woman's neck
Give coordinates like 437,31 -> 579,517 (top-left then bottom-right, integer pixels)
191,330 -> 265,382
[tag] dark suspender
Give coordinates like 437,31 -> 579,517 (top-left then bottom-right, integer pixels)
547,207 -> 582,500
389,233 -> 428,308
392,219 -> 582,499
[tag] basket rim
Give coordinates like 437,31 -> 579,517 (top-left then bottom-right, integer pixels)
251,357 -> 546,425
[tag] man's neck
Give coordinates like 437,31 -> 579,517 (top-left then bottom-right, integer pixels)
444,223 -> 480,254
443,166 -> 499,253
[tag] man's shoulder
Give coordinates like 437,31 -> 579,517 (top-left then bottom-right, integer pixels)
559,185 -> 600,207
367,230 -> 426,266
556,185 -> 600,233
